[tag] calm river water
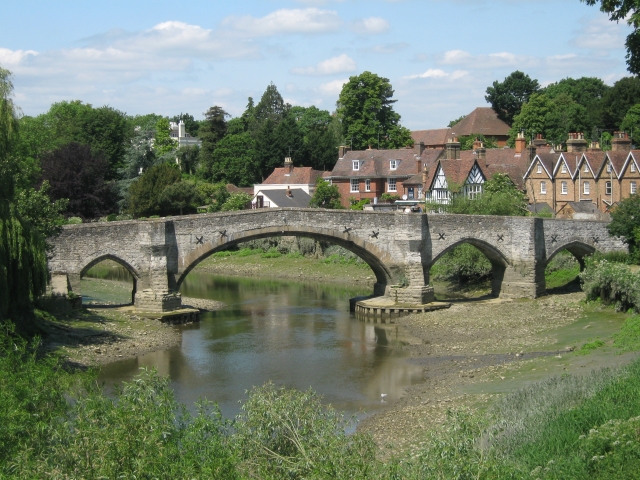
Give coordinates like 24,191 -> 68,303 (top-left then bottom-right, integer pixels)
98,271 -> 424,419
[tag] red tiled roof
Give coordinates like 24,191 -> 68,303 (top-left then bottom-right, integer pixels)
450,107 -> 511,137
411,128 -> 451,146
262,166 -> 324,185
226,184 -> 254,195
329,148 -> 442,178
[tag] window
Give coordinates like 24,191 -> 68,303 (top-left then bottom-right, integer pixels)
540,181 -> 547,194
327,179 -> 332,185
561,181 -> 567,195
365,179 -> 371,192
408,187 -> 414,199
606,163 -> 612,173
605,181 -> 612,195
466,184 -> 482,199
632,163 -> 637,173
631,181 -> 637,194
352,161 -> 359,171
583,181 -> 590,195
584,164 -> 589,173
536,164 -> 542,174
388,178 -> 397,192
350,179 -> 359,193
561,163 -> 567,173
418,187 -> 423,199
390,160 -> 398,170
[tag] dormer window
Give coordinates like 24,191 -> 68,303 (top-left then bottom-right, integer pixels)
606,163 -> 612,173
584,164 -> 589,173
352,160 -> 360,171
536,164 -> 542,174
561,163 -> 567,173
631,163 -> 637,173
390,160 -> 398,170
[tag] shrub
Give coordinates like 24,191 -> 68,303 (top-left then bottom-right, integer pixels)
106,213 -> 118,221
65,217 -> 82,225
261,247 -> 281,259
431,244 -> 492,282
580,258 -> 640,312
380,193 -> 400,202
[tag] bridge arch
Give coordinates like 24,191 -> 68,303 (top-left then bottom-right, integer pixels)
78,253 -> 142,305
176,225 -> 397,294
545,240 -> 597,270
427,237 -> 511,296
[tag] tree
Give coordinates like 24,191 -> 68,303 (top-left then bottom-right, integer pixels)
458,134 -> 498,151
305,125 -> 339,171
159,181 -> 200,216
582,0 -> 640,74
40,142 -> 117,220
154,118 -> 176,156
196,182 -> 229,212
336,71 -> 413,150
15,182 -> 68,239
309,178 -> 342,209
198,106 -> 229,180
485,71 -> 540,125
176,145 -> 200,175
0,66 -> 48,323
210,132 -> 259,187
508,93 -> 555,143
126,163 -> 181,218
448,115 -> 466,127
447,173 -> 528,216
620,103 -> 640,142
253,83 -> 287,130
600,76 -> 640,131
289,106 -> 333,137
607,193 -> 640,260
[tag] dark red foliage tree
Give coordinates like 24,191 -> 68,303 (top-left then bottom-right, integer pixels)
40,142 -> 117,220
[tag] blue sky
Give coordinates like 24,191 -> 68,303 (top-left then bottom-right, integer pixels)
0,0 -> 633,129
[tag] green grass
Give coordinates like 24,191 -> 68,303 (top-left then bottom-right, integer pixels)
614,315 -> 640,352
576,339 -> 606,355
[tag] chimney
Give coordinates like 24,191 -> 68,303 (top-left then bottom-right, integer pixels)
445,137 -> 461,160
476,145 -> 486,163
178,120 -> 185,138
566,132 -> 587,153
515,132 -> 526,154
286,186 -> 293,197
338,145 -> 351,159
533,134 -> 547,148
612,131 -> 632,152
284,157 -> 293,175
422,164 -> 429,186
414,141 -> 426,157
587,141 -> 601,152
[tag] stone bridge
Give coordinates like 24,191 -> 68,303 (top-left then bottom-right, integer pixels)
48,209 -> 626,311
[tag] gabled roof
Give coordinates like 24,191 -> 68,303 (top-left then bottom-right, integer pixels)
575,153 -> 598,178
262,166 -> 324,185
329,148 -> 441,178
597,150 -> 628,178
425,157 -> 487,191
226,184 -> 254,195
552,153 -> 576,177
411,128 -> 451,146
255,188 -> 312,208
523,153 -> 556,180
621,150 -> 640,176
450,107 -> 511,137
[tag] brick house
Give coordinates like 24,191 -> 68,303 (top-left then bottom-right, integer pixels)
253,156 -> 325,208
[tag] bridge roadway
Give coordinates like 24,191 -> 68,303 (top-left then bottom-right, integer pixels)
47,208 -> 626,311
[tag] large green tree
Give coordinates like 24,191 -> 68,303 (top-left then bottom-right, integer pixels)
309,179 -> 342,209
336,71 -> 412,150
608,193 -> 640,260
0,66 -> 48,323
253,83 -> 287,130
600,76 -> 640,131
583,0 -> 640,74
210,132 -> 259,186
620,103 -> 640,141
485,71 -> 540,125
198,106 -> 229,180
126,163 -> 181,218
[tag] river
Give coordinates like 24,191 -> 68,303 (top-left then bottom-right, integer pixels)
96,270 -> 425,419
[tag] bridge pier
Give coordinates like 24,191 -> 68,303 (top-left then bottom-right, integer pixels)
497,262 -> 546,299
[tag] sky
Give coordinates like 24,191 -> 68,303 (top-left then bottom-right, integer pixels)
0,0 -> 634,130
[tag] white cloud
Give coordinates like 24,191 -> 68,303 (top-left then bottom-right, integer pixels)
438,49 -> 539,69
0,48 -> 38,66
290,54 -> 356,75
351,17 -> 390,35
571,15 -> 630,52
405,69 -> 468,80
221,8 -> 341,36
318,78 -> 348,95
365,43 -> 409,54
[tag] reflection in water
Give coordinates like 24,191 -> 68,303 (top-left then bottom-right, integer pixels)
99,272 -> 424,419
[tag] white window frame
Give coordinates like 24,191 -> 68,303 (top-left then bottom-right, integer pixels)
632,163 -> 637,173
387,178 -> 397,192
352,160 -> 360,171
390,160 -> 398,171
561,163 -> 567,173
583,181 -> 590,195
327,178 -> 332,185
350,178 -> 359,193
632,181 -> 637,194
365,179 -> 371,192
561,181 -> 567,195
605,181 -> 612,196
536,164 -> 542,174
606,163 -> 612,173
584,164 -> 589,173
418,186 -> 423,199
465,184 -> 482,199
540,181 -> 547,194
